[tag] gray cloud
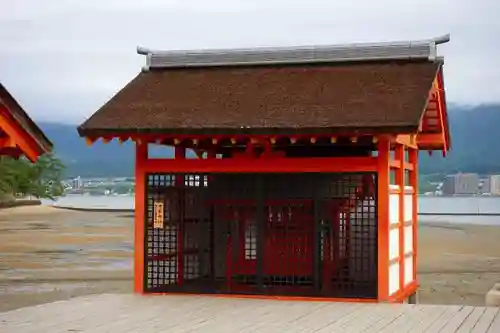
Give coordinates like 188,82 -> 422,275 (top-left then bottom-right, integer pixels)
1,0 -> 499,123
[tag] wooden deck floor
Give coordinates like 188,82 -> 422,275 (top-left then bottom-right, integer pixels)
1,294 -> 499,332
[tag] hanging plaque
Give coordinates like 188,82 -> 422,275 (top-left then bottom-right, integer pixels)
153,200 -> 165,229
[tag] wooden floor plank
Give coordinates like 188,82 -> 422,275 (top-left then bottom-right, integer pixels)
183,299 -> 302,333
456,307 -> 487,333
440,306 -> 475,333
189,305 -> 286,333
2,294 -> 500,333
486,308 -> 500,333
404,305 -> 449,333
93,296 -> 215,333
152,297 -> 254,333
295,303 -> 364,333
406,305 -> 449,333
420,305 -> 463,333
359,304 -> 411,332
2,294 -> 114,333
314,304 -> 379,332
236,300 -> 307,333
341,303 -> 399,333
379,305 -> 426,332
249,302 -> 327,333
117,297 -> 220,333
472,308 -> 500,333
228,300 -> 297,332
54,295 -> 162,333
400,305 -> 445,332
70,295 -> 168,333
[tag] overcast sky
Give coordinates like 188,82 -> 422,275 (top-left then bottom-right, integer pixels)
1,0 -> 499,124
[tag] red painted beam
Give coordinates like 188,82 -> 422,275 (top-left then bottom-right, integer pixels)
0,136 -> 16,149
0,107 -> 42,162
143,156 -> 378,173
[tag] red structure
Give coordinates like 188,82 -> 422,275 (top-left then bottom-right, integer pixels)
0,83 -> 52,161
78,35 -> 451,303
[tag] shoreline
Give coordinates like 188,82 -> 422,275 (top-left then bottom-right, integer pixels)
53,207 -> 500,216
51,205 -> 134,213
419,212 -> 500,216
0,199 -> 41,210
2,204 -> 500,225
35,202 -> 500,219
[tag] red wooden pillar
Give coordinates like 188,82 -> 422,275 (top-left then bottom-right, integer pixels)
377,137 -> 390,301
409,148 -> 419,283
175,146 -> 186,285
134,140 -> 148,293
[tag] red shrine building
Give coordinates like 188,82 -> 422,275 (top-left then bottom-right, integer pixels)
78,35 -> 451,303
0,83 -> 53,162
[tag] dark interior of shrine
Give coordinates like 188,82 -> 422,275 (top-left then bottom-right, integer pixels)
145,171 -> 379,299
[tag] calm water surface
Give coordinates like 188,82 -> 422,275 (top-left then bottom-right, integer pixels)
48,195 -> 500,226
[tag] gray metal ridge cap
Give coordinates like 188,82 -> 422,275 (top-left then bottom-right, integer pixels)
137,46 -> 152,55
137,33 -> 450,71
433,34 -> 451,45
136,34 -> 450,56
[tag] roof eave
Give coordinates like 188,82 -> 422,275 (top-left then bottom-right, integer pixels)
77,125 -> 420,138
437,66 -> 451,151
0,84 -> 53,154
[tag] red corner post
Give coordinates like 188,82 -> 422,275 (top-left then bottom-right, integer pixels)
134,140 -> 148,293
409,148 -> 419,283
377,138 -> 390,301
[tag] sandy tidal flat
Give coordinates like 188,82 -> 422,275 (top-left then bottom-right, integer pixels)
1,206 -> 500,312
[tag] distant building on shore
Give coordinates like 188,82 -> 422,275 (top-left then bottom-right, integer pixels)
71,176 -> 83,189
481,177 -> 491,194
442,173 -> 479,195
489,175 -> 500,195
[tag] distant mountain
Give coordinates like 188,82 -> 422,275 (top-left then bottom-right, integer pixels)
419,104 -> 500,175
40,104 -> 500,178
39,123 -> 136,177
